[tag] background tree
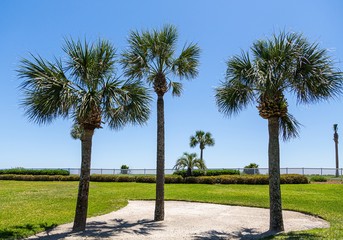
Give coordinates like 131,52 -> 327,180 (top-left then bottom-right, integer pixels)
334,124 -> 339,177
190,130 -> 215,161
121,25 -> 200,221
215,32 -> 342,232
173,152 -> 206,177
18,38 -> 151,231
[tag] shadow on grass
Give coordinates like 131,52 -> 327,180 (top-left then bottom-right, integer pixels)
263,231 -> 323,239
0,222 -> 57,239
25,218 -> 163,239
193,228 -> 281,240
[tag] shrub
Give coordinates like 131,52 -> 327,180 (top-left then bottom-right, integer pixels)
120,165 -> 130,174
184,177 -> 200,183
117,175 -> 136,182
91,174 -> 118,182
165,176 -> 184,183
0,174 -> 79,181
197,176 -> 218,184
206,169 -> 240,176
173,169 -> 240,177
0,168 -> 70,176
281,174 -> 309,184
135,176 -> 156,183
310,175 -> 327,182
243,163 -> 260,175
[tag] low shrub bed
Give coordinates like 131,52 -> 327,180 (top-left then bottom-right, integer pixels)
310,175 -> 328,182
0,174 -> 308,184
0,168 -> 70,176
173,169 -> 240,177
0,174 -> 78,181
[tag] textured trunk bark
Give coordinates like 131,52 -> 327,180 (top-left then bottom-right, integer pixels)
154,95 -> 165,221
72,128 -> 94,232
200,148 -> 204,161
335,140 -> 339,177
268,117 -> 284,232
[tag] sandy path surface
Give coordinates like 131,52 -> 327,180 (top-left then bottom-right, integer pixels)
27,201 -> 329,239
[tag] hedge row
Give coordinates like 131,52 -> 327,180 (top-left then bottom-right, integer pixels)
0,174 -> 308,184
0,168 -> 70,176
173,169 -> 240,177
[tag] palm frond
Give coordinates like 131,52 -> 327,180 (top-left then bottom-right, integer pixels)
169,81 -> 183,97
103,79 -> 151,130
215,79 -> 254,117
18,55 -> 77,124
172,43 -> 200,79
279,113 -> 301,141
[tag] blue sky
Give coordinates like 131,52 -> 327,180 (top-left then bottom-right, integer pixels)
1,0 -> 342,170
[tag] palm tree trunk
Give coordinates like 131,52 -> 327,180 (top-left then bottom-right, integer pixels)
268,117 -> 284,232
154,95 -> 165,221
200,148 -> 204,161
335,139 -> 339,177
72,128 -> 94,231
187,167 -> 192,177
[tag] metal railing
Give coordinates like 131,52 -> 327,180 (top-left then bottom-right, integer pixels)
60,167 -> 343,176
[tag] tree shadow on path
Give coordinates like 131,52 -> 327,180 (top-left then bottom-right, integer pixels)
30,218 -> 164,239
192,228 -> 277,240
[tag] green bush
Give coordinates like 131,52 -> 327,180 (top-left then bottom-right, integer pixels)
136,176 -> 156,183
0,174 -> 79,181
90,174 -> 118,182
280,174 -> 309,184
310,175 -> 327,182
243,163 -> 260,175
173,169 -> 240,177
165,176 -> 184,183
0,173 -> 308,184
117,175 -> 136,182
0,168 -> 70,176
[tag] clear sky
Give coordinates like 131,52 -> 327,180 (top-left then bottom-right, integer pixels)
1,0 -> 343,170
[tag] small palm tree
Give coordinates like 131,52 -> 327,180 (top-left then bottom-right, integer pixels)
215,32 -> 342,232
334,124 -> 339,177
121,25 -> 200,221
173,152 -> 206,177
18,38 -> 151,231
190,130 -> 215,161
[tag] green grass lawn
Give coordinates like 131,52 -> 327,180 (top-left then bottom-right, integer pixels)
0,181 -> 342,239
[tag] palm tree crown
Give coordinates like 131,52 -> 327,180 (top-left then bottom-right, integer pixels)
216,32 -> 342,140
173,152 -> 206,177
121,24 -> 200,97
215,31 -> 342,232
190,130 -> 215,161
19,39 -> 150,131
18,38 -> 151,231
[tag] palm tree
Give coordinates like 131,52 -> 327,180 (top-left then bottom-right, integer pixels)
121,25 -> 200,221
18,38 -> 151,231
334,124 -> 339,177
190,130 -> 215,161
215,32 -> 342,232
173,152 -> 206,177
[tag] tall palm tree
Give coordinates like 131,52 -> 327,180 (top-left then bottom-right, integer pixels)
173,152 -> 206,177
334,124 -> 339,177
121,25 -> 200,221
215,32 -> 342,232
190,130 -> 215,161
18,38 -> 151,231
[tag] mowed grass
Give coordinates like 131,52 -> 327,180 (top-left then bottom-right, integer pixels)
0,181 -> 342,239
